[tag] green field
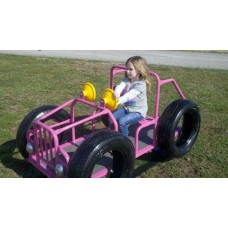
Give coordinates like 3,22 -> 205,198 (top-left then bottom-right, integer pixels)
0,54 -> 227,177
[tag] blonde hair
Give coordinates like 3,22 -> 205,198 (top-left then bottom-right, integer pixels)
126,56 -> 151,94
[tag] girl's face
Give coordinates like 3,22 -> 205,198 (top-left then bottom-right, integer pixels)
126,61 -> 140,82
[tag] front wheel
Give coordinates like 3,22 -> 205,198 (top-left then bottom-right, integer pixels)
67,130 -> 135,178
157,99 -> 201,158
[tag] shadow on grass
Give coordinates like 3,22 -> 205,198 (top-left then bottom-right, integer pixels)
0,140 -> 45,178
132,149 -> 173,178
1,140 -> 174,178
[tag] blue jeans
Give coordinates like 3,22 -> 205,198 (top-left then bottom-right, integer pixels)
110,108 -> 143,136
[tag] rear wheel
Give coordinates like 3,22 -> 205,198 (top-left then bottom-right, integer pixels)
67,130 -> 135,178
157,99 -> 201,157
16,105 -> 70,158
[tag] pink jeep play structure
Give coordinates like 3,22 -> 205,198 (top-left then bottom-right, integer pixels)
16,65 -> 201,178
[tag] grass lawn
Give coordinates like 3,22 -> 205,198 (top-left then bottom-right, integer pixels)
0,54 -> 227,178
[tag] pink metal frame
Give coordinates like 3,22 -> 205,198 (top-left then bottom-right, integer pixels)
26,65 -> 185,178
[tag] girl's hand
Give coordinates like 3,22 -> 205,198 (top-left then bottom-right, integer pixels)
113,93 -> 117,100
114,91 -> 120,99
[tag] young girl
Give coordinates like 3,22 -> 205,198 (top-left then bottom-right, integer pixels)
111,56 -> 151,136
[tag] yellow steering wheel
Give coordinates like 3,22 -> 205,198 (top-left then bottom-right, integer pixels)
101,88 -> 118,111
81,82 -> 96,102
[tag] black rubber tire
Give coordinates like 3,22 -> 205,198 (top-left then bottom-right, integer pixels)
16,105 -> 70,158
157,99 -> 201,158
67,129 -> 135,178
